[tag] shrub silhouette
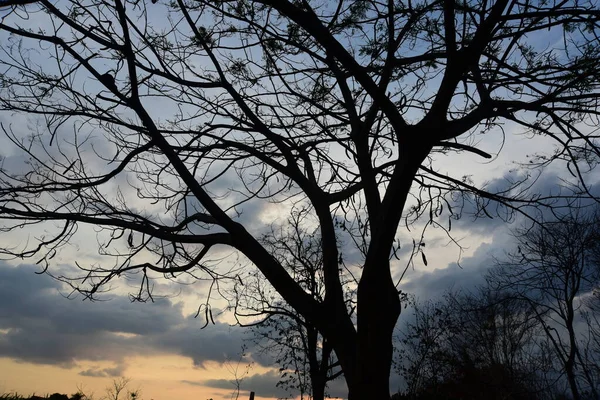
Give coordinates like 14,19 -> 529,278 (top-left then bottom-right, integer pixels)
48,394 -> 68,400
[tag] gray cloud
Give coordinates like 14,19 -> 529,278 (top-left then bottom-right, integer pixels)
0,263 -> 251,370
79,364 -> 126,377
194,369 -> 349,399
197,370 -> 291,399
324,378 -> 348,399
0,328 -> 136,367
451,168 -> 600,236
396,169 -> 599,303
0,264 -> 182,334
399,227 -> 514,301
148,319 -> 249,367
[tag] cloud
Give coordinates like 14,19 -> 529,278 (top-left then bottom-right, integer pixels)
396,169 -> 600,303
79,364 -> 126,378
0,261 -> 332,400
0,263 -> 251,369
400,229 -> 515,296
450,167 -> 600,236
324,378 -> 348,399
193,369 -> 349,399
148,319 -> 249,367
0,328 -> 135,368
197,370 -> 289,399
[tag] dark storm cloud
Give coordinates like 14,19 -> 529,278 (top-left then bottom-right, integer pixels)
0,263 -> 253,370
0,263 -> 174,366
451,167 -> 600,236
0,327 -> 136,367
395,166 -> 600,291
401,169 -> 600,300
421,169 -> 600,293
0,264 -> 183,334
447,171 -> 528,234
325,378 -> 349,399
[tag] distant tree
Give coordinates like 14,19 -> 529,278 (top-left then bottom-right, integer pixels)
103,378 -> 139,400
48,394 -> 69,400
232,208 -> 345,400
398,289 -> 549,399
71,384 -> 95,400
583,290 -> 600,394
490,208 -> 600,399
582,229 -> 600,388
2,1 -> 600,398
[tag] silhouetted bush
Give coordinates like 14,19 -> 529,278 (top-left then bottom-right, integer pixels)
48,394 -> 68,400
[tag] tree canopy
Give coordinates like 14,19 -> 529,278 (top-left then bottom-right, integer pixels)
1,0 -> 600,398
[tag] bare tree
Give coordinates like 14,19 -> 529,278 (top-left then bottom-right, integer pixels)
582,274 -> 600,395
1,0 -> 600,398
582,307 -> 600,397
490,208 -> 600,399
398,289 -> 548,399
102,378 -> 140,400
232,208 -> 345,400
247,306 -> 341,400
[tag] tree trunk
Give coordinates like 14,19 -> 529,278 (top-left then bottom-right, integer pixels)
328,142 -> 430,400
566,325 -> 581,400
566,296 -> 581,400
311,376 -> 325,400
566,361 -> 581,400
306,324 -> 327,400
347,261 -> 401,400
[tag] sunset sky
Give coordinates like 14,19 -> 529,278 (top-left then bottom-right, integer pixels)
0,235 -> 505,400
0,127 -> 578,400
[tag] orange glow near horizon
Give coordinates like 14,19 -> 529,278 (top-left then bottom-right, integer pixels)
0,356 -> 279,400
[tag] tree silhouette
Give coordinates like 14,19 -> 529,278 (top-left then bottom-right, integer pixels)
1,0 -> 600,398
490,207 -> 600,399
398,290 -> 548,399
232,208 -> 346,400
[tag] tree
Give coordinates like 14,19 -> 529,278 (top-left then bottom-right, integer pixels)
397,290 -> 548,399
246,304 -> 341,400
490,208 -> 600,399
103,378 -> 140,400
1,0 -> 600,398
232,209 -> 345,400
582,281 -> 600,395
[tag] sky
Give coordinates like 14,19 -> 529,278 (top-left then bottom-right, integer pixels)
1,1 -> 599,400
0,148 -> 572,400
0,233 -> 499,400
0,261 -> 312,400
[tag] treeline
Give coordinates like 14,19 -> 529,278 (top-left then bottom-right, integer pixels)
394,209 -> 600,400
1,394 -> 82,400
0,379 -> 141,400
